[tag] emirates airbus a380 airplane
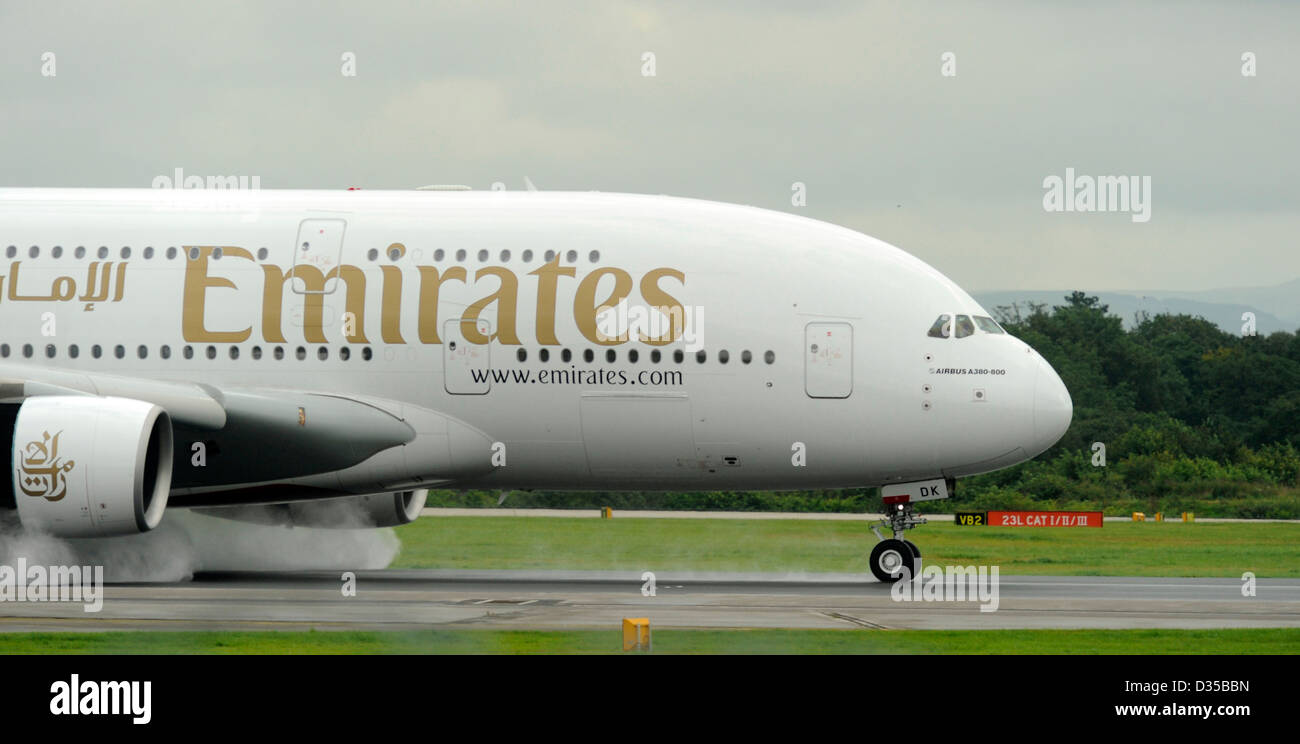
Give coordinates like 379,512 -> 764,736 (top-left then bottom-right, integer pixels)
0,188 -> 1071,582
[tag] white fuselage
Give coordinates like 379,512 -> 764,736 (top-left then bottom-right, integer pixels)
0,188 -> 1071,499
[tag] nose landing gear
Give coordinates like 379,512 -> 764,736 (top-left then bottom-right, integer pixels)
869,502 -> 927,583
868,477 -> 952,583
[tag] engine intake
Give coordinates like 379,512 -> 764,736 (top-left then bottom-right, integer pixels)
11,396 -> 174,537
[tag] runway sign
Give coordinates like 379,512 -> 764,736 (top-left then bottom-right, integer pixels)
988,510 -> 1103,527
622,618 -> 651,652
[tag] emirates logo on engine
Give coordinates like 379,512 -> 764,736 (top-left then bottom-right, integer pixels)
17,430 -> 76,502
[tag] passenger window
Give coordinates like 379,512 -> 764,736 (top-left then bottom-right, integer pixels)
974,316 -> 1005,334
955,315 -> 975,338
927,314 -> 952,338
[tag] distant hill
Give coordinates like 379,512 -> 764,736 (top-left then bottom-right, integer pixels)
973,287 -> 1298,336
1120,278 -> 1300,327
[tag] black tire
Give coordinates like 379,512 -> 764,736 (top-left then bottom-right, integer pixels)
903,539 -> 922,578
870,539 -> 916,583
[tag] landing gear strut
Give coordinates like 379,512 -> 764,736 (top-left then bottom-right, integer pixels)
869,502 -> 927,583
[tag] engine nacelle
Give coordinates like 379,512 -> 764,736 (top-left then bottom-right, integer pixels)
12,396 -> 174,537
351,489 -> 428,527
197,490 -> 429,529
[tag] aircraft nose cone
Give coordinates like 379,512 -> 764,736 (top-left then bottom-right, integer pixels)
1031,354 -> 1072,455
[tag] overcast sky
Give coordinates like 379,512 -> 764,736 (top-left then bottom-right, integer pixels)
2,1 -> 1296,292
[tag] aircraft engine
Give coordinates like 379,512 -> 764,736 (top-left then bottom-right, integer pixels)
10,396 -> 174,537
351,489 -> 429,526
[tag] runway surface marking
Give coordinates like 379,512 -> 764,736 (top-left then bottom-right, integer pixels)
2,570 -> 1298,632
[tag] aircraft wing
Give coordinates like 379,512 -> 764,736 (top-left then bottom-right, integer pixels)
0,361 -> 227,428
0,361 -> 483,498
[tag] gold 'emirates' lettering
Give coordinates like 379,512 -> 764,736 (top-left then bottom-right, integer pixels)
416,266 -> 466,344
461,267 -> 520,345
181,247 -> 686,347
529,257 -> 576,345
183,246 -> 253,343
575,267 -> 633,345
378,265 -> 405,344
261,261 -> 368,344
639,268 -> 686,345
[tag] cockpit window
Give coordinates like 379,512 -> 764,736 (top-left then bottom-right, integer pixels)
974,315 -> 1005,334
929,313 -> 1003,338
954,314 -> 975,338
927,314 -> 952,338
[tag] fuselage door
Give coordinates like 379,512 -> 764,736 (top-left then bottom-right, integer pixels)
443,318 -> 492,395
291,218 -> 347,294
805,322 -> 853,398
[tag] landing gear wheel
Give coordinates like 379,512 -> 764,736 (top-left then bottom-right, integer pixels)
903,539 -> 922,577
870,538 -> 917,583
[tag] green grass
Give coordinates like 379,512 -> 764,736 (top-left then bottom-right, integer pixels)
2,628 -> 1297,654
393,517 -> 1300,577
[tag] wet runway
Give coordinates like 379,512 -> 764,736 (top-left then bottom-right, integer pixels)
3,570 -> 1299,632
